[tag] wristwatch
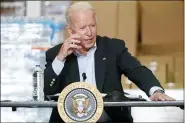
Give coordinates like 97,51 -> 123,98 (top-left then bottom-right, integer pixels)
154,89 -> 165,94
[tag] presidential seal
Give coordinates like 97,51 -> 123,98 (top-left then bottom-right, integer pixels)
57,82 -> 104,123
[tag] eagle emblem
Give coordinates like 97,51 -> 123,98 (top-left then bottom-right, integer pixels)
72,94 -> 92,117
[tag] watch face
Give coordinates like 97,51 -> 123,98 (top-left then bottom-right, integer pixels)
155,89 -> 165,94
57,82 -> 104,122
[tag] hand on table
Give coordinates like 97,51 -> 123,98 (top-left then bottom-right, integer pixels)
149,90 -> 176,101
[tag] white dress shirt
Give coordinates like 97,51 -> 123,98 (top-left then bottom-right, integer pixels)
77,44 -> 97,86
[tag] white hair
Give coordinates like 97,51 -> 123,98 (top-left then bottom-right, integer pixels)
65,1 -> 97,26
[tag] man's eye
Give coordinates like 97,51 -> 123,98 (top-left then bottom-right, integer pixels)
80,27 -> 85,29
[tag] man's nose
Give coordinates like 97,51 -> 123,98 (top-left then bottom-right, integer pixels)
85,26 -> 92,36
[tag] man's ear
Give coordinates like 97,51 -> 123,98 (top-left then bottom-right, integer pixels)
66,24 -> 73,36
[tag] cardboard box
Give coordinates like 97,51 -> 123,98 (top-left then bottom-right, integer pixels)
131,83 -> 139,89
89,1 -> 118,38
140,1 -> 184,45
121,75 -> 132,89
117,1 -> 139,56
162,83 -> 184,89
137,55 -> 174,83
132,82 -> 184,90
121,75 -> 139,89
137,43 -> 184,56
174,56 -> 184,84
144,62 -> 167,83
122,63 -> 167,90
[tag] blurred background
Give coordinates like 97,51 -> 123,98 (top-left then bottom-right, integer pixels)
1,1 -> 184,122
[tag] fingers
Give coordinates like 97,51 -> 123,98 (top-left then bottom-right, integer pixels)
164,95 -> 176,101
150,95 -> 164,101
57,34 -> 83,60
68,39 -> 82,50
69,34 -> 83,41
158,95 -> 166,101
149,96 -> 155,101
68,39 -> 81,45
149,93 -> 176,101
65,34 -> 82,45
69,43 -> 82,49
70,34 -> 82,39
159,94 -> 176,101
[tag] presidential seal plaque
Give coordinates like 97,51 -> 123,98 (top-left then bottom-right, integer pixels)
57,82 -> 104,122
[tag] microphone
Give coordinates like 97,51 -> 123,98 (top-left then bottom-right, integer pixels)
82,73 -> 87,82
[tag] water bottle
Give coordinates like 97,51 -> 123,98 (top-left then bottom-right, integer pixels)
32,65 -> 44,101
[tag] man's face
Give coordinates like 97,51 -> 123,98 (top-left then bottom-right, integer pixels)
68,10 -> 97,50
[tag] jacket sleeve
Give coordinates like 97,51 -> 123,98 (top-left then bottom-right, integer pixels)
44,49 -> 64,96
116,40 -> 164,96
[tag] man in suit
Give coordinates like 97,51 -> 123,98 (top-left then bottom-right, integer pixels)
44,1 -> 175,123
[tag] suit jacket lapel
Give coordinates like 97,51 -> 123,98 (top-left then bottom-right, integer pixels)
95,36 -> 106,92
65,53 -> 80,84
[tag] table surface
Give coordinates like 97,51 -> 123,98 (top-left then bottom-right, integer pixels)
0,100 -> 184,108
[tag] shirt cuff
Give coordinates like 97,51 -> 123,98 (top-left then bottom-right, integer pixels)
52,56 -> 65,75
149,86 -> 164,96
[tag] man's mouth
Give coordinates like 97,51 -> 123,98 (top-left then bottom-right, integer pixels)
85,37 -> 93,42
85,39 -> 93,44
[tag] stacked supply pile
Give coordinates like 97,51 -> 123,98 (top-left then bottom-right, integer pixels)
1,16 -> 65,122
